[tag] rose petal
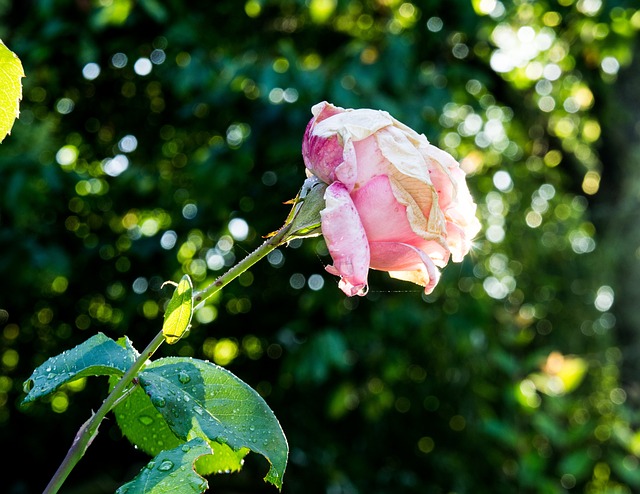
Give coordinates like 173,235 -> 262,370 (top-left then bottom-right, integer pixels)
302,132 -> 344,185
321,182 -> 370,296
351,135 -> 393,188
351,174 -> 417,243
312,107 -> 393,142
369,241 -> 440,294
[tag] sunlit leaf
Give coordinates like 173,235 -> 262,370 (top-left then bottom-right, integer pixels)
0,39 -> 24,143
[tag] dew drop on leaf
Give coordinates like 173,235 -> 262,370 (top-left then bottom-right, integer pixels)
152,396 -> 166,408
158,460 -> 174,472
178,370 -> 191,384
138,415 -> 154,426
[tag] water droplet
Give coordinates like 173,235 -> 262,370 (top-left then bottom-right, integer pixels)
249,425 -> 255,432
193,406 -> 204,415
158,460 -> 174,471
138,415 -> 154,426
146,461 -> 156,470
152,396 -> 166,408
181,444 -> 191,452
178,370 -> 191,384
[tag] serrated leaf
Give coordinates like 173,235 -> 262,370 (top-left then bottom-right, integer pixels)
162,275 -> 193,345
138,357 -> 288,489
113,380 -> 250,476
22,333 -> 139,404
0,39 -> 24,143
116,437 -> 211,494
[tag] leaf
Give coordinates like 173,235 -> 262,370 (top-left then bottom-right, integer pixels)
138,357 -> 288,489
0,39 -> 24,143
112,376 -> 183,457
194,442 -> 249,476
22,333 -> 139,404
113,375 -> 249,476
116,437 -> 211,494
162,275 -> 193,345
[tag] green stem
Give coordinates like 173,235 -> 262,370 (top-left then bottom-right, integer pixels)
193,221 -> 292,307
43,222 -> 292,494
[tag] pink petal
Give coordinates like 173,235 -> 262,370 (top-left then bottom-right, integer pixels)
321,182 -> 370,296
302,132 -> 344,185
351,135 -> 393,187
352,174 -> 452,263
302,103 -> 346,184
351,174 -> 416,242
369,241 -> 440,294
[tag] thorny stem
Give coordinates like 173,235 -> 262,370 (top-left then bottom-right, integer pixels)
44,222 -> 293,494
193,221 -> 293,308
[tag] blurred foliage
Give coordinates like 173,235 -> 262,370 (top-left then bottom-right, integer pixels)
2,0 -> 640,493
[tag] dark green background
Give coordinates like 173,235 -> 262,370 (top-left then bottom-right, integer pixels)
2,1 -> 640,493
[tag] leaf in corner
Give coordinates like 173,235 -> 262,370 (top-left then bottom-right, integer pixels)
0,39 -> 24,143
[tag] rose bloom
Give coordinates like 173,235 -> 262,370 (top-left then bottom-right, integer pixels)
302,101 -> 481,297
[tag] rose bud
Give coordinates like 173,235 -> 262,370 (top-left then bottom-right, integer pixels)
302,101 -> 481,297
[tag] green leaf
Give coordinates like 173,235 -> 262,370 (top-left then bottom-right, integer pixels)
114,373 -> 251,475
194,442 -> 249,476
138,357 -> 288,489
0,39 -> 24,143
162,275 -> 193,345
22,333 -> 139,404
112,376 -> 183,456
116,437 -> 211,494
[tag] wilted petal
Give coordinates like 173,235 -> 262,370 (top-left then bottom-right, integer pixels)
369,242 -> 440,294
375,126 -> 431,183
312,107 -> 393,142
310,101 -> 343,123
321,182 -> 370,296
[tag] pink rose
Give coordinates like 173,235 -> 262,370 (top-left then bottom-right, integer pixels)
302,101 -> 481,297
